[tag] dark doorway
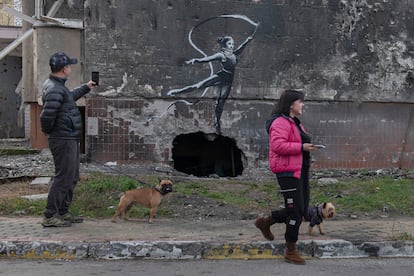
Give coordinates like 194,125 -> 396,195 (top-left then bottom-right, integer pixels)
171,132 -> 244,177
0,56 -> 24,138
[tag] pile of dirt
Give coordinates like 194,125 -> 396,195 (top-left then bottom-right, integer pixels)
0,181 -> 48,200
162,193 -> 259,221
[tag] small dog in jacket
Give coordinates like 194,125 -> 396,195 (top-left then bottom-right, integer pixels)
307,202 -> 335,235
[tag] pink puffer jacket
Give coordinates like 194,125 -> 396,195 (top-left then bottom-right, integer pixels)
268,115 -> 303,179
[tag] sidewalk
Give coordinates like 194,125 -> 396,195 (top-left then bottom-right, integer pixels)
1,216 -> 414,260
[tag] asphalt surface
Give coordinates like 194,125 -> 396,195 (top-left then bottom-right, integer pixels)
1,216 -> 414,260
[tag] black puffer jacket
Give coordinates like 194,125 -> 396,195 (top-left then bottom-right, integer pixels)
40,75 -> 90,139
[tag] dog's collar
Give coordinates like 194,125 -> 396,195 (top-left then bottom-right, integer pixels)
152,186 -> 167,195
152,186 -> 162,193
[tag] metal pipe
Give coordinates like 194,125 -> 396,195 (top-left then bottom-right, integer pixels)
34,0 -> 43,19
0,28 -> 33,61
46,0 -> 64,17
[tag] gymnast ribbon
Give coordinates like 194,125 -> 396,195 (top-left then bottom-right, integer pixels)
148,14 -> 259,121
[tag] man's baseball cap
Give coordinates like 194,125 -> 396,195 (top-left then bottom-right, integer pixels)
49,52 -> 78,72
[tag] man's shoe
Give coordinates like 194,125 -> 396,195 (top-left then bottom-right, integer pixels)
42,215 -> 71,227
62,212 -> 84,223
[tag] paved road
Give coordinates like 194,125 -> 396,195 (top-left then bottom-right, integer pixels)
1,258 -> 414,276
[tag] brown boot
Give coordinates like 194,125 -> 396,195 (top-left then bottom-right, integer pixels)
285,241 -> 305,265
254,216 -> 275,241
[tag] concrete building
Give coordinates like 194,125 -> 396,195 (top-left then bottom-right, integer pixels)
1,0 -> 414,177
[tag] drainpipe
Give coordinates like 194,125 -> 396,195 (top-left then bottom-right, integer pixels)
34,0 -> 43,19
399,106 -> 414,169
230,144 -> 236,176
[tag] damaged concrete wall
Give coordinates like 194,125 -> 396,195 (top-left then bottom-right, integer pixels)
77,0 -> 414,172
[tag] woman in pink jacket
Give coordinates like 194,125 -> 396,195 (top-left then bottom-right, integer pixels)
255,89 -> 316,265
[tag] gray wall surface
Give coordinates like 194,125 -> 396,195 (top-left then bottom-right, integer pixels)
84,0 -> 414,102
40,0 -> 414,173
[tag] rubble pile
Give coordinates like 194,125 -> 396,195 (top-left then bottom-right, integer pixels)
1,139 -> 414,181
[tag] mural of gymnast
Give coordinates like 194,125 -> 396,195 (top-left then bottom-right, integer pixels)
166,15 -> 258,134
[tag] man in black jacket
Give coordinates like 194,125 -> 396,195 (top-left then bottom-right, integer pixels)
40,52 -> 97,227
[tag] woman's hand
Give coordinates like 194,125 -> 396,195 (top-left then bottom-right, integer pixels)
303,143 -> 316,152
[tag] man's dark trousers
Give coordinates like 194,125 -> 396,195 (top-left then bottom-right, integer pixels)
44,138 -> 80,218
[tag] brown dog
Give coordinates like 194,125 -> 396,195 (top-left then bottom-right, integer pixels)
307,202 -> 336,235
111,179 -> 173,224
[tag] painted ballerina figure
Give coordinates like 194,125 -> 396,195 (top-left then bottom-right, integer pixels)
167,19 -> 258,134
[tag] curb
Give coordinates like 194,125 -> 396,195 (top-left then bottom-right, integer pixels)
1,240 -> 414,260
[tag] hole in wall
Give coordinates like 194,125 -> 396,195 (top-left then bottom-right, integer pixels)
171,132 -> 244,177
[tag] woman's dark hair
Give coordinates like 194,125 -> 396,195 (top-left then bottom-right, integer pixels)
272,89 -> 305,116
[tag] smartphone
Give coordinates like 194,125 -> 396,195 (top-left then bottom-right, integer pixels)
314,144 -> 326,149
91,71 -> 99,85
